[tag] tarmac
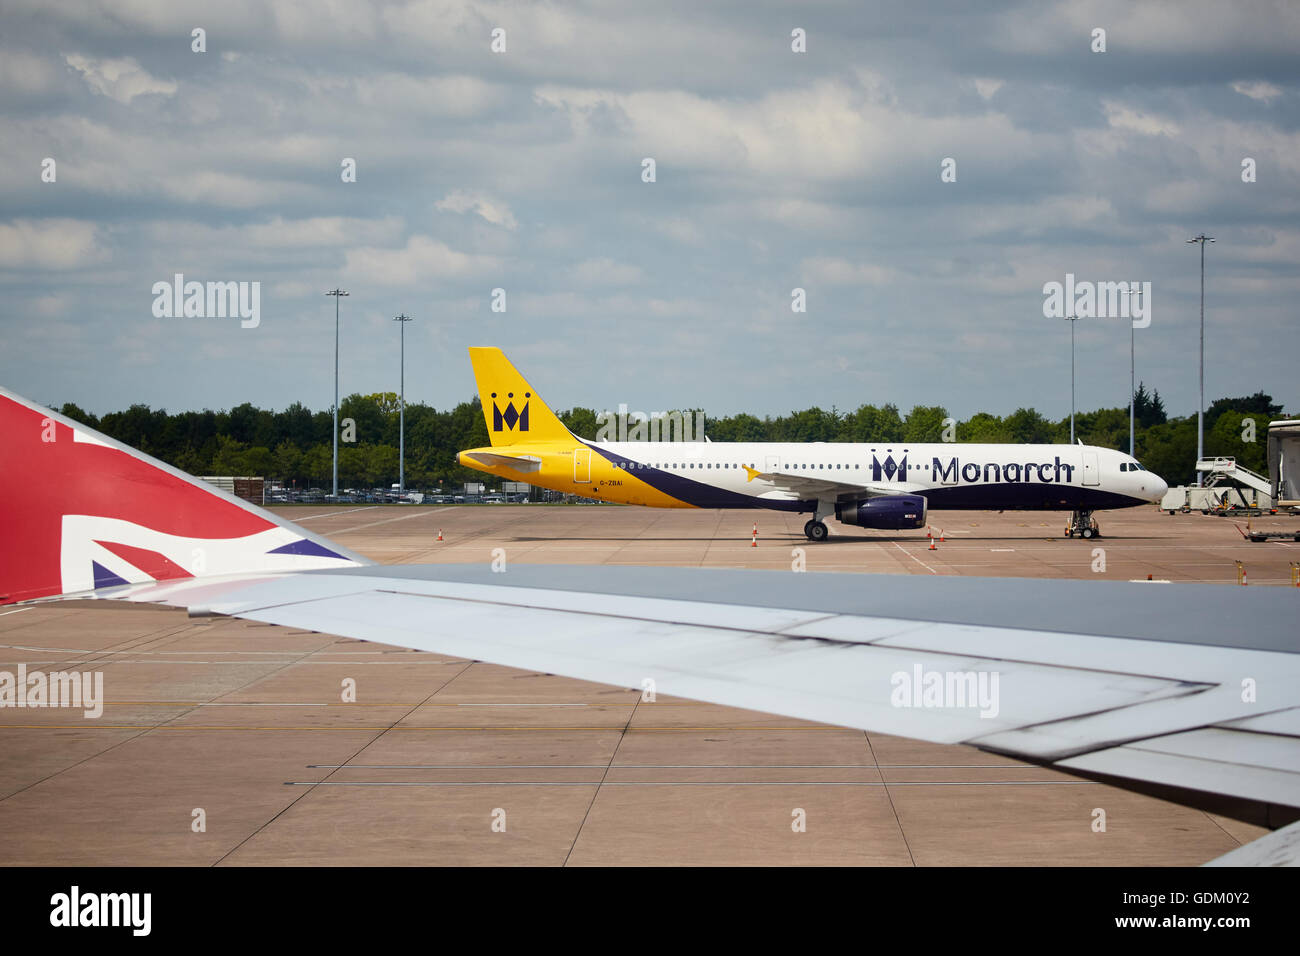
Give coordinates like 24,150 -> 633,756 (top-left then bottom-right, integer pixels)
2,503 -> 1294,865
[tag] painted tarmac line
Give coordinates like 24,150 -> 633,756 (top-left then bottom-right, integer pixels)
452,702 -> 589,707
0,724 -> 868,732
292,507 -> 379,521
284,780 -> 1100,787
893,542 -> 938,574
308,763 -> 1045,770
335,507 -> 460,534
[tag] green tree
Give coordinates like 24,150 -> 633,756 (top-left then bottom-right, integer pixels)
242,446 -> 275,477
1004,408 -> 1056,443
339,393 -> 389,446
1205,392 -> 1282,432
366,444 -> 400,485
300,444 -> 331,485
959,412 -> 1013,443
273,440 -> 302,482
840,404 -> 904,442
1207,411 -> 1267,474
903,405 -> 948,443
1139,417 -> 1197,485
561,407 -> 600,438
58,402 -> 99,428
1132,382 -> 1166,428
210,435 -> 249,475
709,412 -> 770,442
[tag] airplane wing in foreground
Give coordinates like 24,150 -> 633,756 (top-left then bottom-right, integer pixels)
109,564 -> 1300,843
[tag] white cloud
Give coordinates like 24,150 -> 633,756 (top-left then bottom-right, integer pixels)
1231,80 -> 1282,103
801,257 -> 895,286
343,235 -> 502,286
974,78 -> 1004,100
0,219 -> 106,270
435,190 -> 518,230
646,216 -> 703,245
64,54 -> 176,103
349,73 -> 504,118
1102,102 -> 1180,137
0,51 -> 61,97
240,216 -> 404,248
536,77 -> 1036,184
570,257 -> 643,285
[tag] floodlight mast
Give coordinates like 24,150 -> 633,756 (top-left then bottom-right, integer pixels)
325,289 -> 349,498
1186,235 -> 1214,485
394,313 -> 412,495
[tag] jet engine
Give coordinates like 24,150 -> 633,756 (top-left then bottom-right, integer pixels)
835,494 -> 927,530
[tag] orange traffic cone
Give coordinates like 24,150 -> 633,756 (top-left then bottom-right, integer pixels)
751,531 -> 758,548
437,529 -> 443,541
928,537 -> 937,551
752,522 -> 758,538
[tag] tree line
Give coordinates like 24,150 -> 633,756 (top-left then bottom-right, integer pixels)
53,384 -> 1284,490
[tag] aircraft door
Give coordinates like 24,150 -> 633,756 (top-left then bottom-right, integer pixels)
1081,451 -> 1100,486
574,448 -> 591,483
765,455 -> 781,472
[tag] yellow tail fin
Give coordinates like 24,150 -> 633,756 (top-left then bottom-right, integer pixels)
467,347 -> 575,447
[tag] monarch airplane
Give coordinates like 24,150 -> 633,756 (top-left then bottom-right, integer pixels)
0,383 -> 1295,861
457,347 -> 1169,540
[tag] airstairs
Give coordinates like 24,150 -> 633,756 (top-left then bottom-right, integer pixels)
1193,457 -> 1273,510
1196,457 -> 1272,496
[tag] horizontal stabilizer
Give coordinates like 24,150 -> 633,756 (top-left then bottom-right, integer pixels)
461,451 -> 543,473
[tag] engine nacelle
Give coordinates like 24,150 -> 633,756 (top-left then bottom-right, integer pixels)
835,494 -> 927,530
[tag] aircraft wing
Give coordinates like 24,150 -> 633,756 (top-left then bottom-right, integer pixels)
4,385 -> 1297,862
101,565 -> 1300,844
742,466 -> 926,500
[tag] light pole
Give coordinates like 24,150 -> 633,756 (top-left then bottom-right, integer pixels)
1186,235 -> 1214,485
1065,313 -> 1078,443
1124,288 -> 1143,458
325,289 -> 349,499
394,313 -> 412,495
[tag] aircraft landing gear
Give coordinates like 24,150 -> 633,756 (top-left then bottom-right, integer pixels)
804,519 -> 829,542
1064,510 -> 1100,539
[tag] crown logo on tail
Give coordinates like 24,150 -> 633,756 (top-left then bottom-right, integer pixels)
491,392 -> 530,432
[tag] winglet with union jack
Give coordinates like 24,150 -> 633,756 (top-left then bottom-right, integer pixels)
0,387 -> 370,605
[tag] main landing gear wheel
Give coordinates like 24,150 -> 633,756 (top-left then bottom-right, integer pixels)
805,520 -> 829,542
1065,509 -> 1099,539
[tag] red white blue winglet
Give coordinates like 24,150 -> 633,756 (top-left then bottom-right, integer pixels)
0,387 -> 370,605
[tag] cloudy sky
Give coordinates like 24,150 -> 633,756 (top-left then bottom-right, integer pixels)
2,0 -> 1297,423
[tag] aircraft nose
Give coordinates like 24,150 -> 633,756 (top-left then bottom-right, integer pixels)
1148,474 -> 1168,502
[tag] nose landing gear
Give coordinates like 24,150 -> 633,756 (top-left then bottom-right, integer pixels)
1064,510 -> 1100,539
